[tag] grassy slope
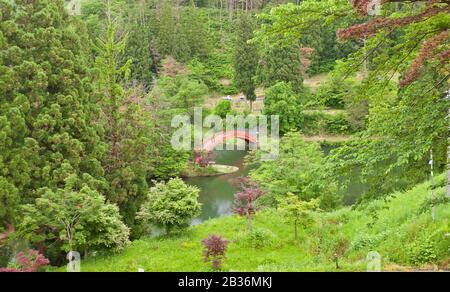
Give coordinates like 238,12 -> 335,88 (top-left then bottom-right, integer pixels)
68,174 -> 449,272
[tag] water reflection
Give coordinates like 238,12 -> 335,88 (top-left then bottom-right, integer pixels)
185,150 -> 250,225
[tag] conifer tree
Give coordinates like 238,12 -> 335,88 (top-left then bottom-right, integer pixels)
258,43 -> 304,93
0,0 -> 106,229
182,0 -> 209,58
93,1 -> 152,238
124,6 -> 156,86
233,14 -> 259,111
157,0 -> 176,57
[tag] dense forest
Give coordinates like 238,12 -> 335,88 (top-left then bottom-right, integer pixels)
0,0 -> 448,272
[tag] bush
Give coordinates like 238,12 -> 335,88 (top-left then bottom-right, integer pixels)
324,114 -> 352,135
137,178 -> 201,234
202,235 -> 230,270
314,77 -> 358,109
0,249 -> 49,272
239,228 -> 279,249
300,111 -> 353,135
214,100 -> 232,118
407,237 -> 438,265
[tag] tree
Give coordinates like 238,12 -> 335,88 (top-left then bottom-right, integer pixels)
136,178 -> 201,234
256,0 -> 449,200
124,7 -> 156,86
258,43 -> 305,93
214,100 -> 232,118
234,14 -> 259,111
201,234 -> 230,270
249,132 -> 341,209
157,0 -> 176,57
263,82 -> 302,134
158,74 -> 208,117
93,1 -> 153,238
232,177 -> 264,231
0,0 -> 106,230
277,193 -> 320,241
337,0 -> 449,87
181,0 -> 210,59
17,177 -> 130,257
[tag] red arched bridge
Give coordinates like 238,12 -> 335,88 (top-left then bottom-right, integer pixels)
195,130 -> 258,166
202,130 -> 258,152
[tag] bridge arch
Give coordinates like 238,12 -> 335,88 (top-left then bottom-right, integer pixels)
201,130 -> 258,152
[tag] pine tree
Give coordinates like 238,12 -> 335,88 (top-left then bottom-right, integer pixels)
124,5 -> 156,86
182,0 -> 209,59
93,1 -> 152,238
157,0 -> 176,57
233,14 -> 259,111
0,0 -> 106,229
258,43 -> 304,93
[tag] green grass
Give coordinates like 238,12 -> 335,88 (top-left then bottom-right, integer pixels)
57,174 -> 449,272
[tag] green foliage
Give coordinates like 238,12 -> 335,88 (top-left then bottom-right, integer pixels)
263,82 -> 302,134
314,77 -> 358,109
233,14 -> 259,106
301,111 -> 354,136
93,5 -> 153,238
66,175 -> 450,271
407,236 -> 438,265
249,132 -> 341,209
0,0 -> 106,229
277,193 -> 320,240
187,51 -> 235,93
238,228 -> 279,249
124,8 -> 157,85
137,178 -> 201,234
257,43 -> 304,93
158,74 -> 208,117
157,0 -> 210,62
214,100 -> 232,119
17,178 -> 130,256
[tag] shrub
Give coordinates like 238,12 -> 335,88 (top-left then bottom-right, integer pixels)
232,177 -> 265,231
201,235 -> 230,270
407,237 -> 437,265
0,249 -> 49,272
214,100 -> 232,119
137,178 -> 201,234
239,228 -> 279,249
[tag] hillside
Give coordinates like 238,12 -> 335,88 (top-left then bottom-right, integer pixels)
63,174 -> 449,272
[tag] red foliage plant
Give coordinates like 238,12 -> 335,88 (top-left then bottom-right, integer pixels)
232,177 -> 265,230
337,0 -> 449,86
0,249 -> 50,272
400,31 -> 449,87
201,235 -> 230,270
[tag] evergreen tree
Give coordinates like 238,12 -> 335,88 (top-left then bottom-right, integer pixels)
124,6 -> 156,86
157,0 -> 176,57
0,0 -> 106,229
233,14 -> 259,111
182,0 -> 209,59
93,2 -> 152,238
258,43 -> 304,93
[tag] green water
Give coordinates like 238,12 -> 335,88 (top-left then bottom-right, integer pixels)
186,150 -> 250,225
